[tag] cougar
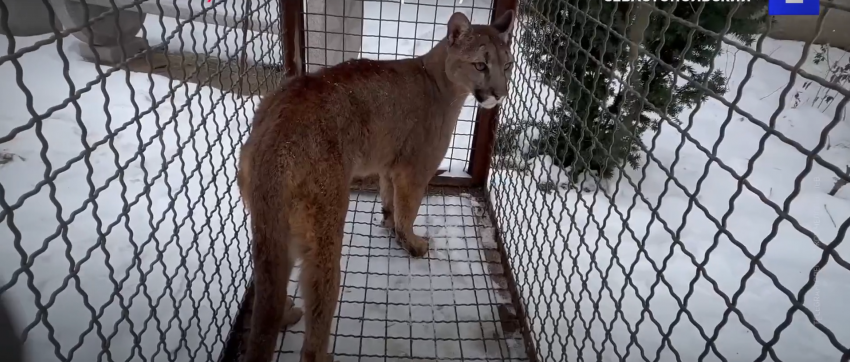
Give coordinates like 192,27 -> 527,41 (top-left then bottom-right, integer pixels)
237,10 -> 515,362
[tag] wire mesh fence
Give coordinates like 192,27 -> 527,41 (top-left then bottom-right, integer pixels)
257,186 -> 528,361
300,0 -> 498,175
4,0 -> 850,361
0,0 -> 284,360
0,0 -> 523,361
489,0 -> 850,361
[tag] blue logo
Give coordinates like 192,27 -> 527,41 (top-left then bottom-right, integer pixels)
768,0 -> 820,15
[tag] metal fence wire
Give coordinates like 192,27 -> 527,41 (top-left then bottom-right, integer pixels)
1,0 -> 849,361
0,0 -> 283,360
490,0 -> 850,361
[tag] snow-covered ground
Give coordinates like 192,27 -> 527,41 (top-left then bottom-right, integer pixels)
0,1 -> 293,360
0,1 -> 506,362
0,17 -> 256,362
136,0 -> 490,176
3,1 -> 849,362
492,33 -> 850,361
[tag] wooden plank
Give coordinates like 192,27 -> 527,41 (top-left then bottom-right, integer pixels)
481,195 -> 540,362
467,0 -> 519,188
282,0 -> 305,77
351,171 -> 474,192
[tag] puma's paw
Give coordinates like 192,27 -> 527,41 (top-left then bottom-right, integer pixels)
399,234 -> 429,258
281,297 -> 302,328
380,207 -> 395,229
381,216 -> 395,229
282,306 -> 303,327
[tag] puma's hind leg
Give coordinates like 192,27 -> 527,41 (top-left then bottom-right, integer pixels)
281,249 -> 303,327
379,172 -> 395,229
391,167 -> 430,257
244,216 -> 297,362
289,177 -> 348,362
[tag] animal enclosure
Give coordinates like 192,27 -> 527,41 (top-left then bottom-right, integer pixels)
0,0 -> 849,362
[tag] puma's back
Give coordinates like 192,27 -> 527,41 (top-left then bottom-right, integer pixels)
242,13 -> 515,180
239,10 -> 516,362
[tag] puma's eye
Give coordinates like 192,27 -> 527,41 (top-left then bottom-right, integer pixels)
474,62 -> 487,71
504,62 -> 513,71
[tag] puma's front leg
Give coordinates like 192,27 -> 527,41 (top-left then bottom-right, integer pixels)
390,168 -> 429,257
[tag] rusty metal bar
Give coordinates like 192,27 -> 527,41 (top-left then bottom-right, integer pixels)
217,281 -> 254,362
282,0 -> 305,77
483,196 -> 541,362
469,0 -> 536,359
354,172 -> 475,191
467,0 -> 518,188
219,1 -> 306,359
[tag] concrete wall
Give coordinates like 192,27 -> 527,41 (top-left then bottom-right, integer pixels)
0,0 -> 56,37
768,0 -> 850,51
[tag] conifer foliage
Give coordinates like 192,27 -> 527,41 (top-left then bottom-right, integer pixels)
517,0 -> 768,179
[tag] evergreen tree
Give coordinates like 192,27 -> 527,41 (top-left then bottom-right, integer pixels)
518,0 -> 768,179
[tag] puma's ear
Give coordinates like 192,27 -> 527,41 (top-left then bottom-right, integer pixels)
447,12 -> 472,46
491,10 -> 515,43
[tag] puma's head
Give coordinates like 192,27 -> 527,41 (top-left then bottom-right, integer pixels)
444,10 -> 516,109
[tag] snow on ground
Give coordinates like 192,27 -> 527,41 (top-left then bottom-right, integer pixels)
358,0 -> 494,175
0,15 -> 260,362
141,0 -> 488,176
5,1 -> 848,362
0,1 -> 510,362
277,192 -> 525,361
140,7 -> 281,66
491,35 -> 850,361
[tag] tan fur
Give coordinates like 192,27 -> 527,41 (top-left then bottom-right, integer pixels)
237,11 -> 515,362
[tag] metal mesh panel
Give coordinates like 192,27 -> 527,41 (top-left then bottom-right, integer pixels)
302,0 -> 495,175
237,187 -> 529,362
490,0 -> 850,361
0,0 -> 527,361
0,0 -> 282,360
5,0 -> 850,361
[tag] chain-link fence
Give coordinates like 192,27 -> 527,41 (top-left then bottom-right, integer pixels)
3,0 -> 850,361
490,0 -> 850,361
299,0 -> 496,177
0,0 -> 283,360
0,0 -> 522,361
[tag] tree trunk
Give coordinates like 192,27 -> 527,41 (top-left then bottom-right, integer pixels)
610,1 -> 652,168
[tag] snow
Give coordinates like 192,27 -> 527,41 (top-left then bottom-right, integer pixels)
0,1 -> 509,362
277,192 -> 526,361
357,0 -> 495,175
138,0 -> 489,176
0,13 -> 263,362
2,1 -> 849,362
491,35 -> 850,361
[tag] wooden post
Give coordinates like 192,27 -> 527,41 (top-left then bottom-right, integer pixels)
467,0 -> 519,188
282,0 -> 305,77
218,3 -> 306,361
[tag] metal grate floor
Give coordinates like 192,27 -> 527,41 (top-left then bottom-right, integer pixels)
237,188 -> 528,361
